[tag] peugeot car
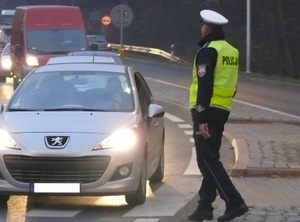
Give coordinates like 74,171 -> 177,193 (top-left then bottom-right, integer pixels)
0,55 -> 165,205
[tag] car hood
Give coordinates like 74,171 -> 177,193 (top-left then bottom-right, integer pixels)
1,111 -> 138,134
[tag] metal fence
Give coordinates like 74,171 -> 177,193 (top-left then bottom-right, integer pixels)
111,43 -> 188,64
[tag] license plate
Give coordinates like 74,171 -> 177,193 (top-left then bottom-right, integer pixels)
30,183 -> 80,193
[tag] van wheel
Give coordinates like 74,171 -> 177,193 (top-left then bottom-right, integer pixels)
125,158 -> 147,206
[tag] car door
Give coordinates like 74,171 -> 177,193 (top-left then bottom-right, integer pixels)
134,72 -> 163,174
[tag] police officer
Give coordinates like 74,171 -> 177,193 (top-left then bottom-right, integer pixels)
188,9 -> 248,221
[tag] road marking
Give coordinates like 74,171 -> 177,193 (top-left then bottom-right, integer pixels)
123,177 -> 199,217
164,112 -> 199,176
164,112 -> 184,122
184,148 -> 201,175
178,123 -> 192,128
26,208 -> 80,217
184,130 -> 193,136
146,78 -> 187,89
235,99 -> 300,120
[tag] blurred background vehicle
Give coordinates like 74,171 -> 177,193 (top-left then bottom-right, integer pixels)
0,42 -> 11,82
10,5 -> 88,89
0,9 -> 15,37
87,34 -> 112,51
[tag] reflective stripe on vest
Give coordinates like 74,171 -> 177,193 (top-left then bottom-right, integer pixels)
189,40 -> 239,111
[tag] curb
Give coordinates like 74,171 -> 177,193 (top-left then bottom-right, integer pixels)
244,168 -> 300,177
223,131 -> 300,177
223,131 -> 249,177
231,138 -> 249,177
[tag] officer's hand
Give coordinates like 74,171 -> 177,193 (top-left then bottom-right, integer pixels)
199,123 -> 210,139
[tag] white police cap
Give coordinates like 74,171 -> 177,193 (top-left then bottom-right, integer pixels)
200,9 -> 228,25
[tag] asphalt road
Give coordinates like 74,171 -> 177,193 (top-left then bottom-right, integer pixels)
125,58 -> 300,117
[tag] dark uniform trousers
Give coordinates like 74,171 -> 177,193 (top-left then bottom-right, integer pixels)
192,120 -> 244,209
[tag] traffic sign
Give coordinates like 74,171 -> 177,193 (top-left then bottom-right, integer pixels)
110,4 -> 133,28
101,16 -> 111,26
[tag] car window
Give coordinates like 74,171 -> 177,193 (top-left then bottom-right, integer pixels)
8,71 -> 134,112
88,35 -> 106,43
134,72 -> 153,116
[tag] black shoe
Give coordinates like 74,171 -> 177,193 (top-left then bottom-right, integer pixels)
217,202 -> 248,221
188,208 -> 213,221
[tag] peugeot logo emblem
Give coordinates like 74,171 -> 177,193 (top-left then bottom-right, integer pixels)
45,136 -> 70,149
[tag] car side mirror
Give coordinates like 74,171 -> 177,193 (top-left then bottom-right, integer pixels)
148,104 -> 165,118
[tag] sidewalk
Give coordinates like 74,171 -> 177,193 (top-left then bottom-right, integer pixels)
218,100 -> 300,221
226,100 -> 300,177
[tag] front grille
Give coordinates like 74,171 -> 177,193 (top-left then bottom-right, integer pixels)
3,155 -> 111,184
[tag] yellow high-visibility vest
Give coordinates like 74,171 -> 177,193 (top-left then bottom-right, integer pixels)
189,40 -> 239,111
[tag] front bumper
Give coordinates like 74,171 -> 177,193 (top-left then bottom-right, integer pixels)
0,150 -> 143,196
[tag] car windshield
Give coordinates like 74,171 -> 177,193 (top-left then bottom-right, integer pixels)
26,29 -> 87,54
0,14 -> 14,25
88,35 -> 106,43
7,71 -> 134,112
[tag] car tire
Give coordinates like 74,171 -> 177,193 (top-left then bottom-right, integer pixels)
0,195 -> 10,203
149,140 -> 164,183
125,157 -> 147,206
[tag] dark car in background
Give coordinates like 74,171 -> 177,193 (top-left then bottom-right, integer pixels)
87,35 -> 112,51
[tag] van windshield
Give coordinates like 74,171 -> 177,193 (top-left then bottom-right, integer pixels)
0,14 -> 14,25
26,29 -> 87,54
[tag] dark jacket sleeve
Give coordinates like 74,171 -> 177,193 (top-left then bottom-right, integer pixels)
193,47 -> 217,123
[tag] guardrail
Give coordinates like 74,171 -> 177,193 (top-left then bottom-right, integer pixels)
111,44 -> 188,64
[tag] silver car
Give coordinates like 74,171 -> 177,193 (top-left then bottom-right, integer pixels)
67,51 -> 124,65
0,55 -> 165,205
87,35 -> 112,51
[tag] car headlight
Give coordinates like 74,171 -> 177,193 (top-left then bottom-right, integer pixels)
0,129 -> 20,150
26,54 -> 39,66
93,128 -> 138,150
1,58 -> 12,70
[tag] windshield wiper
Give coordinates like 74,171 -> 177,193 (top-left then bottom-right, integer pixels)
8,108 -> 41,112
43,107 -> 107,111
27,47 -> 47,54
